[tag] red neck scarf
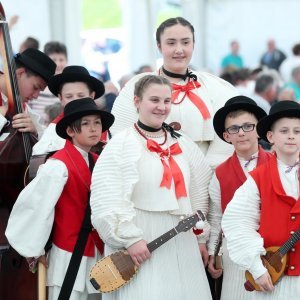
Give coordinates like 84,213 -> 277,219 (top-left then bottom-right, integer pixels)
171,81 -> 211,120
147,139 -> 187,199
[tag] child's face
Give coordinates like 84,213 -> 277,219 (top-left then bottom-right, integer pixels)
16,68 -> 47,102
48,53 -> 68,75
223,112 -> 259,156
59,82 -> 95,107
267,118 -> 300,159
66,115 -> 102,152
134,83 -> 172,129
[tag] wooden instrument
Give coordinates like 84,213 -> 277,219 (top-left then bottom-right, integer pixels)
214,230 -> 223,270
244,228 -> 300,291
0,3 -> 38,299
90,210 -> 205,293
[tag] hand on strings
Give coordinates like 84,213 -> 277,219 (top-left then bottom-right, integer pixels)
0,104 -> 8,117
208,255 -> 223,279
127,240 -> 151,267
255,271 -> 274,292
199,243 -> 209,267
12,112 -> 36,133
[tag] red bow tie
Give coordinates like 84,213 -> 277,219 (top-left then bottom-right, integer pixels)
147,139 -> 187,199
171,81 -> 211,120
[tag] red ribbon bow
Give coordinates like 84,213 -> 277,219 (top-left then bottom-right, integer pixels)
147,139 -> 187,199
171,81 -> 211,120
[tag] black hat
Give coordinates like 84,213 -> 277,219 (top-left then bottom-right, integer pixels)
15,48 -> 56,82
48,66 -> 105,98
213,95 -> 267,142
56,97 -> 115,139
257,100 -> 300,141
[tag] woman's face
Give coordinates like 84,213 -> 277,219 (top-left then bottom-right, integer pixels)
157,24 -> 194,73
134,83 -> 172,129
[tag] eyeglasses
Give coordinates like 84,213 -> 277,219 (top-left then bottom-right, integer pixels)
225,123 -> 256,134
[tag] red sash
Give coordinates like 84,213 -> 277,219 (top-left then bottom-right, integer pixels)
147,139 -> 187,199
171,81 -> 211,120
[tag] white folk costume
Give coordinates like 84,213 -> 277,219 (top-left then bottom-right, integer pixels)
110,71 -> 239,169
222,155 -> 300,300
90,127 -> 213,300
6,140 -> 102,300
208,147 -> 272,300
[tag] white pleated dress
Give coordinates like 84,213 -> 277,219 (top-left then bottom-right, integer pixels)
91,127 -> 213,300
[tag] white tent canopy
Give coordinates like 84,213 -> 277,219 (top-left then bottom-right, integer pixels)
2,0 -> 300,78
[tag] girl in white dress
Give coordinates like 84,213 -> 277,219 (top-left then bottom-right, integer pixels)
91,75 -> 213,300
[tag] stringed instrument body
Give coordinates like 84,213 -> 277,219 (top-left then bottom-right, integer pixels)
0,3 -> 39,300
90,210 -> 205,293
244,228 -> 300,292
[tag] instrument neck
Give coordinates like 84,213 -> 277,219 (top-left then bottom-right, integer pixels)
147,228 -> 179,252
279,228 -> 300,256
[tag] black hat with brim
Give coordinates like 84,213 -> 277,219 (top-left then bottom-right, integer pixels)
56,97 -> 114,139
213,95 -> 267,142
15,48 -> 56,82
257,100 -> 300,141
48,65 -> 105,99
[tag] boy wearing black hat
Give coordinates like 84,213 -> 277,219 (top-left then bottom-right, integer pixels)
0,48 -> 56,138
222,100 -> 300,298
207,95 -> 272,299
6,98 -> 114,300
32,65 -> 105,155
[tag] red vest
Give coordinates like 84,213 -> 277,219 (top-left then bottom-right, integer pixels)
51,140 -> 103,256
216,146 -> 272,213
251,155 -> 300,276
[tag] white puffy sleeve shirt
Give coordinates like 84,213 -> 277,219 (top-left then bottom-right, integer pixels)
222,159 -> 299,280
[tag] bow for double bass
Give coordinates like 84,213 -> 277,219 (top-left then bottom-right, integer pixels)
89,210 -> 206,293
244,228 -> 300,291
214,230 -> 223,270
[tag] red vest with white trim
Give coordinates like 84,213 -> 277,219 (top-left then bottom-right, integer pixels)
250,155 -> 300,276
51,140 -> 103,257
215,146 -> 272,213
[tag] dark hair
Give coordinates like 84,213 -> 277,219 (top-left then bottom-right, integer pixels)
255,74 -> 275,94
20,37 -> 39,51
292,44 -> 300,56
134,75 -> 171,98
44,102 -> 63,123
44,41 -> 68,58
155,17 -> 195,44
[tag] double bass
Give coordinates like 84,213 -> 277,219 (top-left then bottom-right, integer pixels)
0,3 -> 39,299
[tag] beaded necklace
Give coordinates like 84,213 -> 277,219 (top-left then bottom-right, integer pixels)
134,123 -> 168,146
